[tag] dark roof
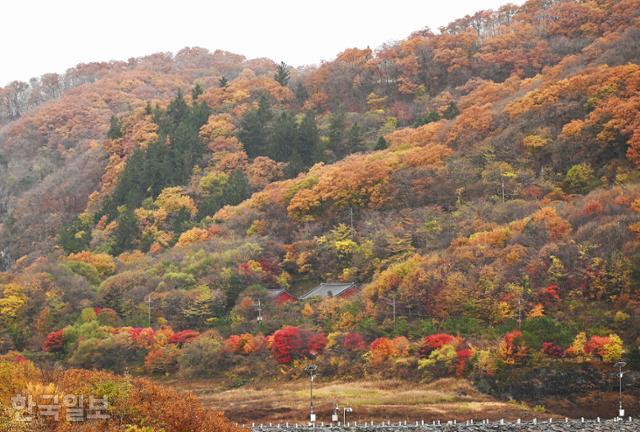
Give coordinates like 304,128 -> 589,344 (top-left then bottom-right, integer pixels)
299,282 -> 357,300
266,289 -> 287,298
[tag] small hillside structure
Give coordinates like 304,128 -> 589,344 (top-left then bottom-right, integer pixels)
266,288 -> 296,305
299,282 -> 359,300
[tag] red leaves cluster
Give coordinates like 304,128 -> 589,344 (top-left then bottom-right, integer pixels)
43,329 -> 65,352
419,333 -> 456,356
499,330 -> 528,364
584,335 -> 610,357
342,332 -> 367,352
168,329 -> 200,346
542,342 -> 564,358
224,333 -> 265,355
270,326 -> 327,364
369,336 -> 410,364
127,327 -> 157,349
538,284 -> 560,305
455,348 -> 472,376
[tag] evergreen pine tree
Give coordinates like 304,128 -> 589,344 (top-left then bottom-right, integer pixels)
295,112 -> 320,166
375,136 -> 388,150
328,107 -> 347,159
347,122 -> 364,153
222,170 -> 251,206
274,61 -> 290,86
238,95 -> 272,158
107,115 -> 123,139
270,112 -> 297,162
218,76 -> 229,88
191,83 -> 204,101
295,82 -> 308,105
443,102 -> 460,119
112,207 -> 139,254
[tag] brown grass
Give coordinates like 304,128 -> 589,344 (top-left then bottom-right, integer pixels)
162,377 -> 546,424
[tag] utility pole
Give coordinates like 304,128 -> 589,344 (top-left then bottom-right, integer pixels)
146,294 -> 153,328
256,298 -> 263,323
305,365 -> 318,424
517,298 -> 522,330
349,207 -> 354,230
392,295 -> 396,327
385,293 -> 397,328
615,361 -> 626,417
343,406 -> 352,424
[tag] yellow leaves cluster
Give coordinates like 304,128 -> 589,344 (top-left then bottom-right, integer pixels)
67,251 -> 116,277
445,103 -> 494,148
0,283 -> 26,322
201,75 -> 293,109
199,114 -> 236,145
530,206 -> 571,241
385,122 -> 443,149
155,187 -> 197,217
287,144 -> 451,222
117,250 -> 146,266
246,156 -> 285,189
523,134 -> 550,149
176,227 -> 211,247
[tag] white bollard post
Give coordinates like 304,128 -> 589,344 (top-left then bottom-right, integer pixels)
597,417 -> 600,422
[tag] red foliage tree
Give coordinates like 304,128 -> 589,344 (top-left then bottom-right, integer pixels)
43,329 -> 65,352
542,342 -> 564,358
270,326 -> 326,364
584,335 -> 610,358
538,284 -> 560,305
420,333 -> 456,356
168,330 -> 200,346
455,348 -> 472,376
342,332 -> 367,352
271,326 -> 305,364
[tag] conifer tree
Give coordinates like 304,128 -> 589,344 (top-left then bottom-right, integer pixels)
238,95 -> 272,158
107,115 -> 123,139
375,136 -> 388,150
296,112 -> 320,166
274,61 -> 290,86
328,107 -> 347,159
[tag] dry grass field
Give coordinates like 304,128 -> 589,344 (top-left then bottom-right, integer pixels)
164,378 -> 546,424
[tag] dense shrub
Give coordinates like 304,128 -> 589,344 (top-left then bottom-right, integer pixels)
270,326 -> 327,364
42,329 -> 65,353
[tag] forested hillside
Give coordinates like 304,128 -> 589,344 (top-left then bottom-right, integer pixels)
1,0 -> 640,390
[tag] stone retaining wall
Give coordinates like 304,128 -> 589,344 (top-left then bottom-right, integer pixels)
250,418 -> 639,431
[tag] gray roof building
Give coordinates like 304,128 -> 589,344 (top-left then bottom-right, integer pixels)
299,282 -> 359,300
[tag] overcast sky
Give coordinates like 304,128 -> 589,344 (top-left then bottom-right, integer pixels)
2,0 -> 522,86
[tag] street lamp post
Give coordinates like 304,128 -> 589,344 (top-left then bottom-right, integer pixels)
615,361 -> 626,417
343,406 -> 352,424
332,403 -> 339,424
305,365 -> 318,424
